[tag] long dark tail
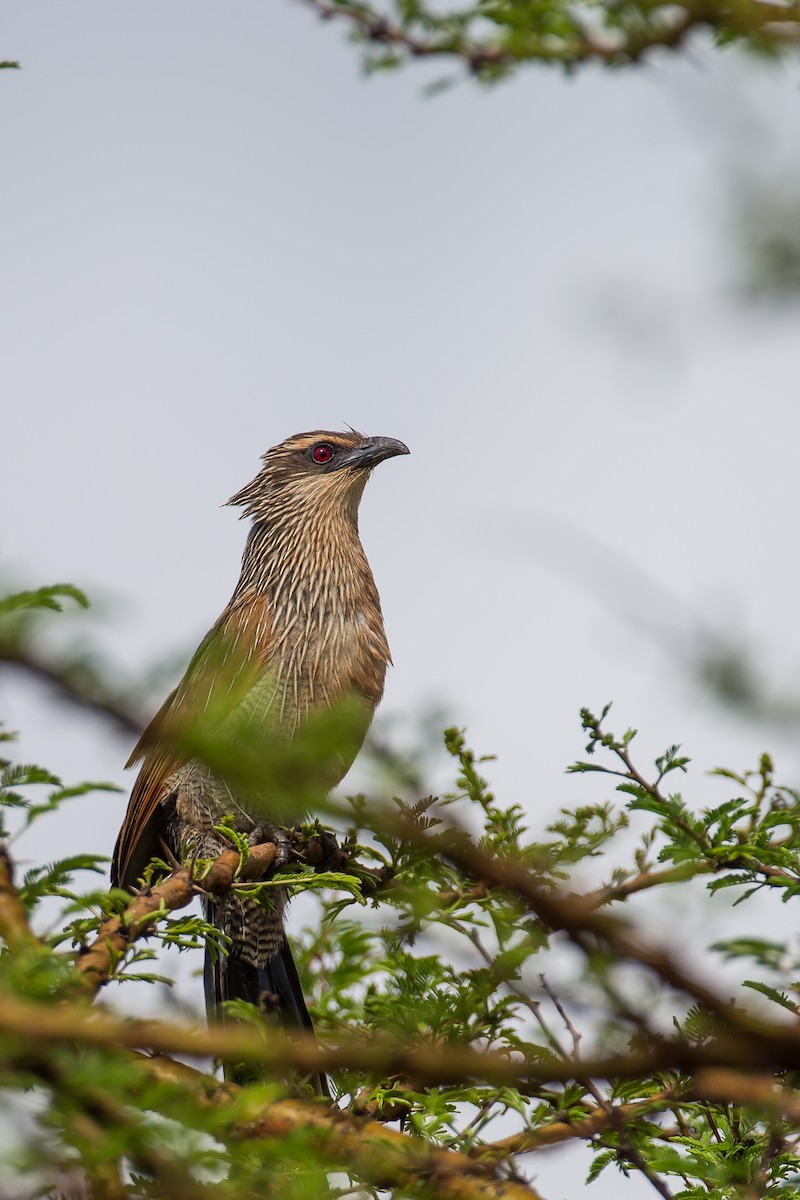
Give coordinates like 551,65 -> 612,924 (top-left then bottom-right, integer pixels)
204,928 -> 330,1097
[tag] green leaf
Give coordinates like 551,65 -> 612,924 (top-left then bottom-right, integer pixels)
742,979 -> 799,1013
0,584 -> 89,615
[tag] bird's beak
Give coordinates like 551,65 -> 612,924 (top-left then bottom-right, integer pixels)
340,436 -> 410,471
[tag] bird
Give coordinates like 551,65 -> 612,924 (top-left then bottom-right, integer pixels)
111,429 -> 409,1080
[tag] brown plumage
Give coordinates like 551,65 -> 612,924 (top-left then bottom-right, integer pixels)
111,429 -> 409,1071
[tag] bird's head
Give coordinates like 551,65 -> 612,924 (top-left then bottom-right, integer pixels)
228,430 -> 410,525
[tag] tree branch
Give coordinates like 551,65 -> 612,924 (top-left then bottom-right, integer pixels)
397,815 -> 750,1029
5,990 -> 800,1092
76,841 -> 286,994
6,1012 -> 550,1200
0,642 -> 145,739
300,0 -> 800,77
191,1080 -> 547,1200
0,845 -> 38,953
473,1090 -> 677,1157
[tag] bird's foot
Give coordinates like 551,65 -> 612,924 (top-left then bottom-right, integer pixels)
247,823 -> 292,869
306,828 -> 348,872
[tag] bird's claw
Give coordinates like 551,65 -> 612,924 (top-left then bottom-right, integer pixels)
315,828 -> 347,871
248,823 -> 292,868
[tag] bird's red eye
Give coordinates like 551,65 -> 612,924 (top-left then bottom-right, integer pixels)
311,443 -> 335,464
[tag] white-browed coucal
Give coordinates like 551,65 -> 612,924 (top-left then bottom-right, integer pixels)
111,429 -> 409,1059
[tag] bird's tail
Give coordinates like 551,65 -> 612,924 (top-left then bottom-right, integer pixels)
204,922 -> 330,1097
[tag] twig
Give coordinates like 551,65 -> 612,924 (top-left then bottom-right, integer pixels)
538,975 -> 673,1197
300,0 -> 515,72
588,863 -> 710,907
474,1092 -> 676,1157
609,1107 -> 674,1200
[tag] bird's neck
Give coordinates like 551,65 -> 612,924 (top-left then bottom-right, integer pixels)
233,508 -> 378,621
226,500 -> 390,726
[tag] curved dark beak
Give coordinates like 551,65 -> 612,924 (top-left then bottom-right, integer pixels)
341,436 -> 410,471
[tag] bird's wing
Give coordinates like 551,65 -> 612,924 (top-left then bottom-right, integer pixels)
111,590 -> 273,890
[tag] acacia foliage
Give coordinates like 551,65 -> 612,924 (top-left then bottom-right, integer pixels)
301,0 -> 800,79
3,586 -> 800,1198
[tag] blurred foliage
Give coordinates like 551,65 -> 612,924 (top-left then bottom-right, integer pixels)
726,150 -> 800,305
735,177 -> 800,302
299,0 -> 800,79
697,85 -> 800,307
5,589 -> 800,1198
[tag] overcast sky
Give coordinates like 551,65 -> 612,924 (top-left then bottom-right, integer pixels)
3,7 -> 800,1196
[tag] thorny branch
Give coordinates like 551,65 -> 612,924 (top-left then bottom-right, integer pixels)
76,831 -> 365,995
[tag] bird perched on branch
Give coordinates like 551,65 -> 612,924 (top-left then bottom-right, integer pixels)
111,429 -> 409,1073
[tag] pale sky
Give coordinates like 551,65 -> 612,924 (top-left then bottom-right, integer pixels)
3,7 -> 800,1197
